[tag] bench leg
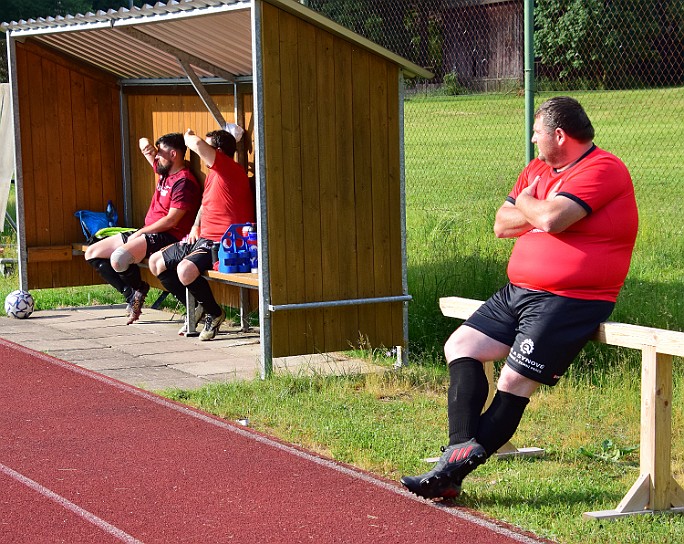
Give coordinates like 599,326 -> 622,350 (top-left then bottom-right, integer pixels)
239,287 -> 251,332
150,290 -> 170,310
584,349 -> 684,519
484,360 -> 544,459
185,289 -> 200,337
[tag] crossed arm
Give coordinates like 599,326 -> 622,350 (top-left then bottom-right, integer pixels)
493,176 -> 588,238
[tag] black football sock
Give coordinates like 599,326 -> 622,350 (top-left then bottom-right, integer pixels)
87,257 -> 129,297
447,357 -> 490,445
475,390 -> 530,456
118,263 -> 144,291
186,276 -> 222,317
157,269 -> 188,307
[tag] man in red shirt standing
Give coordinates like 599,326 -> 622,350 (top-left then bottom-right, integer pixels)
85,133 -> 201,325
148,128 -> 255,341
401,97 -> 638,500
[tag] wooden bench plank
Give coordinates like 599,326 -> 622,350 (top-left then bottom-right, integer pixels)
28,245 -> 73,263
440,296 -> 684,357
205,270 -> 259,289
73,242 -> 258,332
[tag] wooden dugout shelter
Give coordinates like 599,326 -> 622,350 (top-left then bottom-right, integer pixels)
2,0 -> 432,375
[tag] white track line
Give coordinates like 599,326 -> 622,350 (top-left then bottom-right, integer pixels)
2,340 -> 549,544
0,463 -> 143,544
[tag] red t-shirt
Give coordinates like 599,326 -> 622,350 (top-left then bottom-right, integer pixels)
506,146 -> 638,302
145,163 -> 202,241
200,151 -> 255,242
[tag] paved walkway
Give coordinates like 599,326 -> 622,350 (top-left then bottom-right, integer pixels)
0,305 -> 383,391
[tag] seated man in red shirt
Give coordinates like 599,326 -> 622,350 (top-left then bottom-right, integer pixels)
401,96 -> 639,500
148,128 -> 255,341
85,133 -> 201,325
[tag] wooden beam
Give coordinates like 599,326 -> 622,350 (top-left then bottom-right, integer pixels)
115,27 -> 237,83
440,296 -> 684,357
178,59 -> 227,128
27,245 -> 72,262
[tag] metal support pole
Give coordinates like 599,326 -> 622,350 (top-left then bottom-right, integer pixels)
7,33 -> 27,290
524,0 -> 535,163
252,1 -> 273,379
398,72 -> 409,367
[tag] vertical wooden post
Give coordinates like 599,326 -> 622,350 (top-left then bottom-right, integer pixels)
640,347 -> 673,511
483,360 -> 496,408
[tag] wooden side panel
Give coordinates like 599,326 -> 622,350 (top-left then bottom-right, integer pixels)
297,17 -> 324,354
261,3 -> 290,353
261,7 -> 405,357
317,30 -> 342,351
15,40 -> 123,290
333,39 -> 361,350
351,47 -> 376,345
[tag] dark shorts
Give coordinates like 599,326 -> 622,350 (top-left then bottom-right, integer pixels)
160,237 -> 219,273
121,231 -> 179,258
463,284 -> 615,386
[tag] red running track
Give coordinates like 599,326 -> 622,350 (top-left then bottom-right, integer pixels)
0,338 -> 552,544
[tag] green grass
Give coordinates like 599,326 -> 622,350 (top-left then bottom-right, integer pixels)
161,363 -> 684,544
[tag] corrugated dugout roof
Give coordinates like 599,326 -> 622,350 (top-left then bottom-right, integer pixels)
1,0 -> 432,81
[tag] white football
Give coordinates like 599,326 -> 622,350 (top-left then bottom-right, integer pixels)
4,290 -> 35,319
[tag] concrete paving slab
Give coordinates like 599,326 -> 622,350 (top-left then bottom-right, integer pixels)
1,306 -> 384,392
70,357 -> 156,372
100,367 -> 210,391
169,359 -> 254,376
149,348 -> 237,365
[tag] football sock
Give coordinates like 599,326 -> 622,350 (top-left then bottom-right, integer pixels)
475,390 -> 530,456
118,263 -> 144,291
186,277 -> 222,317
87,257 -> 129,296
447,357 -> 490,445
157,269 -> 188,307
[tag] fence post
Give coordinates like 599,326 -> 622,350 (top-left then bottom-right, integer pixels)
524,0 -> 535,163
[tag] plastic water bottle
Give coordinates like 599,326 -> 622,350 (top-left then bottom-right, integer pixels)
106,200 -> 118,226
248,229 -> 258,273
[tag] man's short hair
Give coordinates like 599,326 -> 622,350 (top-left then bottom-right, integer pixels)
155,133 -> 187,156
535,96 -> 595,143
206,130 -> 237,157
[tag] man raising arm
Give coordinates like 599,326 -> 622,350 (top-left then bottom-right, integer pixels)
84,133 -> 201,324
148,128 -> 255,340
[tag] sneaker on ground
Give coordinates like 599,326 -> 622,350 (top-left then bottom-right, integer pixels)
400,439 -> 487,500
199,308 -> 226,341
124,291 -> 135,316
178,303 -> 204,336
126,282 -> 150,325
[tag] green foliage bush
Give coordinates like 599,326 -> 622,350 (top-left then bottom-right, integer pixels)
535,0 -> 684,89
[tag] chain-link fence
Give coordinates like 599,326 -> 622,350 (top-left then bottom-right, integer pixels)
309,0 -> 684,352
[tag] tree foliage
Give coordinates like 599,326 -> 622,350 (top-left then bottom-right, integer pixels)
535,0 -> 684,89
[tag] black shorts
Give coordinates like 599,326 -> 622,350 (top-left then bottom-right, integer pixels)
160,237 -> 219,273
463,284 -> 615,386
121,231 -> 179,258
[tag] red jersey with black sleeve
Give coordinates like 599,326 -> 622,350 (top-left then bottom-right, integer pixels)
145,162 -> 202,241
506,146 -> 638,302
200,150 -> 255,242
